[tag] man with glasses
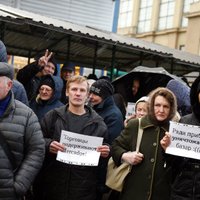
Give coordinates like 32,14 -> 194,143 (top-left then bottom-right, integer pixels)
30,74 -> 63,121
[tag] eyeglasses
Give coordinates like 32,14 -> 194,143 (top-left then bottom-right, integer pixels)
39,87 -> 53,93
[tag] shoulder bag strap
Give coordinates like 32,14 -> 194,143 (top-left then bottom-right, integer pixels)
0,132 -> 16,170
136,118 -> 143,153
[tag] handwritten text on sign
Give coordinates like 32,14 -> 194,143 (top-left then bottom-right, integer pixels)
56,130 -> 103,166
166,121 -> 200,160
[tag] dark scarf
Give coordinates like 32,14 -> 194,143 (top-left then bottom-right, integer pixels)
0,92 -> 11,117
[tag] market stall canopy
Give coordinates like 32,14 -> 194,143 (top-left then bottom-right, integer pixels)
112,66 -> 187,104
0,4 -> 200,76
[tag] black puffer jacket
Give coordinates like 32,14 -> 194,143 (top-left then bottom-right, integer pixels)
39,105 -> 108,200
0,93 -> 45,200
170,76 -> 200,200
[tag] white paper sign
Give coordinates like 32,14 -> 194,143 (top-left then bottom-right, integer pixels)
126,102 -> 135,119
56,130 -> 103,166
166,121 -> 200,160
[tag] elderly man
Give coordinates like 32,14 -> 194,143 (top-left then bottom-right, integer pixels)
0,62 -> 45,200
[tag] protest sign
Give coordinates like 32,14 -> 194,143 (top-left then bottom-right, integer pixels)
57,130 -> 103,166
166,121 -> 200,160
125,102 -> 135,119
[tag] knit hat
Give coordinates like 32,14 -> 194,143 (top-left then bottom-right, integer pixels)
166,79 -> 191,115
0,40 -> 7,62
61,62 -> 75,72
0,62 -> 14,80
90,79 -> 114,99
39,75 -> 55,90
135,96 -> 149,110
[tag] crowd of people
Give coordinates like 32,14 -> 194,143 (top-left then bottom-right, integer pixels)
0,39 -> 199,200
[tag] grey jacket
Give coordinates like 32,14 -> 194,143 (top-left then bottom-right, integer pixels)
0,92 -> 45,200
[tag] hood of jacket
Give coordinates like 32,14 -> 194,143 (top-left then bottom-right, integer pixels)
166,79 -> 191,116
92,96 -> 115,111
190,76 -> 200,121
0,40 -> 7,62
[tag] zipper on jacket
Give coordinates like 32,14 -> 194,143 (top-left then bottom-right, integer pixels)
192,172 -> 196,200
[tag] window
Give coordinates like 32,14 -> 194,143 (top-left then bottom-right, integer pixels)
182,0 -> 200,27
179,45 -> 185,51
118,0 -> 134,28
158,0 -> 175,30
137,0 -> 153,33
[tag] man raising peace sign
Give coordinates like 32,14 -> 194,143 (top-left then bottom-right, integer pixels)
17,49 -> 58,102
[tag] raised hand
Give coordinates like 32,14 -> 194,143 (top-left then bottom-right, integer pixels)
38,49 -> 53,67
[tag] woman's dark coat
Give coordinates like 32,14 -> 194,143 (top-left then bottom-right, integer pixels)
112,115 -> 172,200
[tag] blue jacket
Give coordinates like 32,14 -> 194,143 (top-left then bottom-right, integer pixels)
30,75 -> 63,121
93,96 -> 124,194
12,80 -> 29,106
93,96 -> 124,145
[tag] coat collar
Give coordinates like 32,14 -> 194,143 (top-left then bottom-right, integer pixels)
141,115 -> 169,132
93,96 -> 114,111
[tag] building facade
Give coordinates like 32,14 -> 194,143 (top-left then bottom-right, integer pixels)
0,0 -> 116,32
117,0 -> 200,56
0,0 -> 119,77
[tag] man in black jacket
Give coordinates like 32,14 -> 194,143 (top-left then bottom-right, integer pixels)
161,76 -> 200,199
17,49 -> 57,102
35,75 -> 110,200
89,79 -> 124,200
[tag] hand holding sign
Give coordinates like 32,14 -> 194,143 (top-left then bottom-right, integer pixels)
165,121 -> 200,160
97,145 -> 110,158
49,141 -> 65,154
160,132 -> 171,151
57,130 -> 103,166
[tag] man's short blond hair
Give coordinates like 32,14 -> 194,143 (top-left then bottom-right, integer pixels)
66,75 -> 89,92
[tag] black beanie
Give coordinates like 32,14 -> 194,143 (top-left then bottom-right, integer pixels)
39,75 -> 55,90
90,79 -> 114,99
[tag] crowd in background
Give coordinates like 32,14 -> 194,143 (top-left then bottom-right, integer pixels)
0,39 -> 200,200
